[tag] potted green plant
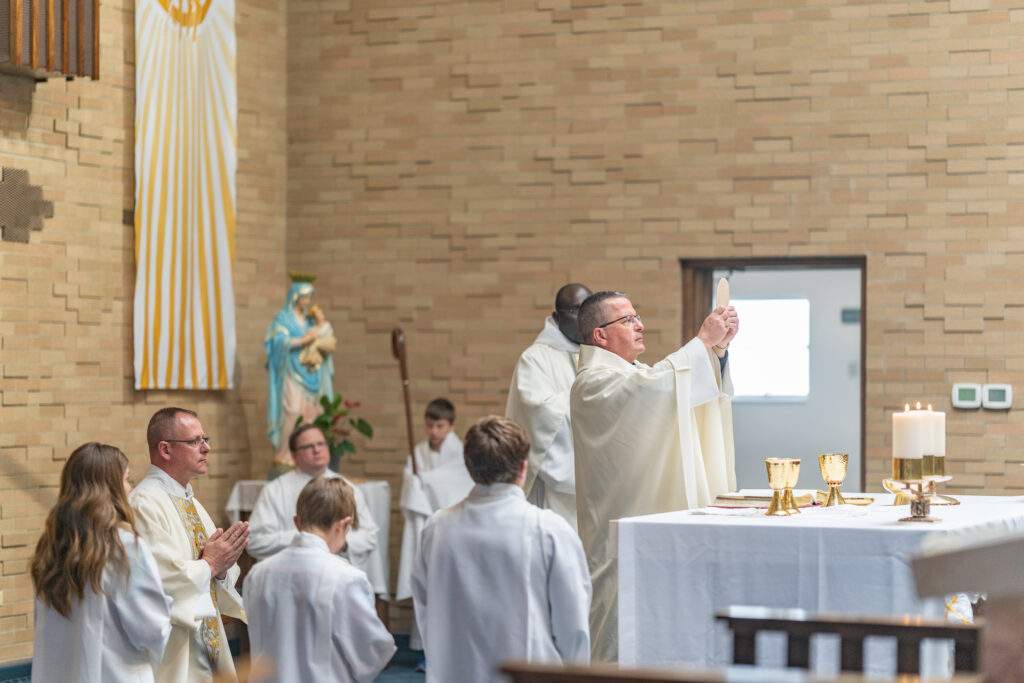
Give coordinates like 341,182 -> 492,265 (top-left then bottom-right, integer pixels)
306,394 -> 373,471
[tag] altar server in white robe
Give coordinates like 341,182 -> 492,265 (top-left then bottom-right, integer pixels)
396,399 -> 474,650
130,407 -> 249,683
506,283 -> 591,531
31,442 -> 172,683
412,416 -> 591,683
571,291 -> 738,662
244,476 -> 396,683
247,423 -> 379,575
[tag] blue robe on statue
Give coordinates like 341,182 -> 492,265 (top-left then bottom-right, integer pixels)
265,283 -> 334,456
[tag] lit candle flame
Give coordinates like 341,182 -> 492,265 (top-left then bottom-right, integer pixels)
904,403 -> 910,411
927,404 -> 932,411
915,401 -> 921,410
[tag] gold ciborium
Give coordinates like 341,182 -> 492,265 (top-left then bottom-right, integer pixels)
818,453 -> 848,507
765,458 -> 801,516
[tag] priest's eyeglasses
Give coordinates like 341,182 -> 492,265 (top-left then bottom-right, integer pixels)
295,440 -> 328,453
597,313 -> 642,328
164,436 -> 212,448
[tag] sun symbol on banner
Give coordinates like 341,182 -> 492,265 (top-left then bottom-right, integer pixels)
156,0 -> 213,27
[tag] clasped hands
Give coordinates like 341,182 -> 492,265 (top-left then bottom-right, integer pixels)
200,521 -> 249,580
698,305 -> 739,352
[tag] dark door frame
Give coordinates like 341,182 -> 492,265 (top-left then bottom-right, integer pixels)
680,256 -> 867,489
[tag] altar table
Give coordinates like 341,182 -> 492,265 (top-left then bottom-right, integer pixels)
225,478 -> 391,597
617,494 -> 1024,677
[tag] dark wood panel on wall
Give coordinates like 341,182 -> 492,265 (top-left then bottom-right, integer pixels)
0,0 -> 97,80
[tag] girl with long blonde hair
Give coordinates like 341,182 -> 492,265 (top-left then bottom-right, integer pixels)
30,442 -> 171,683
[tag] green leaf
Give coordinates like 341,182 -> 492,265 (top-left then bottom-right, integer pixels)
294,415 -> 304,428
340,440 -> 357,454
319,395 -> 331,410
331,394 -> 342,411
350,417 -> 373,439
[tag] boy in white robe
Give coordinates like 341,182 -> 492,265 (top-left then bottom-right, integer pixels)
505,283 -> 591,531
129,408 -> 249,683
247,423 -> 380,582
570,292 -> 737,662
244,476 -> 396,683
412,416 -> 591,683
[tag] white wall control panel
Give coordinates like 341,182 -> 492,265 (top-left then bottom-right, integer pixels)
982,384 -> 1013,410
951,383 -> 982,409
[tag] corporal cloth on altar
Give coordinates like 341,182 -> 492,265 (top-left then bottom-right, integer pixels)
505,316 -> 580,530
617,495 -> 1024,676
571,339 -> 735,662
396,433 -> 474,602
133,0 -> 237,390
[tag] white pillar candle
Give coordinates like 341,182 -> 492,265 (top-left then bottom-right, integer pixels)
927,405 -> 946,456
892,403 -> 928,459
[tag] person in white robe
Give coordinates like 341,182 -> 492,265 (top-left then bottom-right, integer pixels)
130,408 -> 249,683
570,291 -> 738,662
247,423 -> 379,575
505,282 -> 591,531
31,442 -> 172,683
412,416 -> 591,683
396,399 -> 474,651
244,476 -> 395,683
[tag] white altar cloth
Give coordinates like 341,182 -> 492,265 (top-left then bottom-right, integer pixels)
618,493 -> 1024,677
225,478 -> 391,597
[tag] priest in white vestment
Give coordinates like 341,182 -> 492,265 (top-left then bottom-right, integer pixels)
396,399 -> 474,651
412,416 -> 591,683
505,283 -> 591,531
571,291 -> 738,662
244,476 -> 396,683
130,408 -> 249,683
247,423 -> 379,576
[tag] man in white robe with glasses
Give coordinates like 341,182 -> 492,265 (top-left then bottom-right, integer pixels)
506,282 -> 591,531
570,290 -> 738,662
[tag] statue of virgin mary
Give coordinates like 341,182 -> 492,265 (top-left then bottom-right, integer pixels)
264,275 -> 336,466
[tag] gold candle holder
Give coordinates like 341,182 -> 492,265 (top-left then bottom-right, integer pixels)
765,458 -> 801,516
889,457 -> 938,523
923,455 -> 959,506
818,453 -> 848,507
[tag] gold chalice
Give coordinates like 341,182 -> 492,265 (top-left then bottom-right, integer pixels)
765,458 -> 801,516
818,453 -> 848,507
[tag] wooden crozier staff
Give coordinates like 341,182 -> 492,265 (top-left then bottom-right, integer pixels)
391,327 -> 418,476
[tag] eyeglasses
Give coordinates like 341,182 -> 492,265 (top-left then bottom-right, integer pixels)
295,440 -> 327,453
164,436 -> 212,448
597,313 -> 642,328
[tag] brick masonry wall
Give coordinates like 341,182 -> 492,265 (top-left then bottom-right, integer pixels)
286,0 -> 1024,585
0,0 -> 287,663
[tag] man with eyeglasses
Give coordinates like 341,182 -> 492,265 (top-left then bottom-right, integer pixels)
506,282 -> 592,532
130,407 -> 249,683
246,423 -> 379,575
570,291 -> 739,663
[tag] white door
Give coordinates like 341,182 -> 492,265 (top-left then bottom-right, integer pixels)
714,267 -> 863,491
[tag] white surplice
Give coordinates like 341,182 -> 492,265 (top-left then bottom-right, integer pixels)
395,433 -> 474,649
505,316 -> 580,531
129,466 -> 246,683
571,339 -> 735,662
246,468 -> 380,580
32,529 -> 172,683
243,532 -> 396,683
411,483 -> 591,683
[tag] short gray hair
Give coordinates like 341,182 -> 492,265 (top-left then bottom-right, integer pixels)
577,291 -> 627,344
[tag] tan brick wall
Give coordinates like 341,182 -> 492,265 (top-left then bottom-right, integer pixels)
286,0 -> 1024,571
0,0 -> 287,663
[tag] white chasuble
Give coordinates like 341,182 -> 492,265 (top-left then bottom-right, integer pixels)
243,532 -> 396,683
505,316 -> 581,531
570,339 -> 735,662
32,530 -> 172,683
129,466 -> 246,683
411,484 -> 591,683
246,468 -> 380,584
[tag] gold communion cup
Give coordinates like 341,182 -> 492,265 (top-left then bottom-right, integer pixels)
818,453 -> 848,507
765,458 -> 801,516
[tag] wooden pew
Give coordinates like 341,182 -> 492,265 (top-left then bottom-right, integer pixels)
715,606 -> 981,674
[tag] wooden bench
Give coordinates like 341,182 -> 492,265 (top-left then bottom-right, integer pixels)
715,606 -> 981,674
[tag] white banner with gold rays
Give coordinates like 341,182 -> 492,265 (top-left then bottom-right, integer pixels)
133,0 -> 237,390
